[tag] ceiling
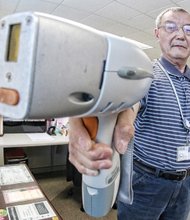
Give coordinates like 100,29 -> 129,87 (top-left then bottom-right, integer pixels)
0,0 -> 190,62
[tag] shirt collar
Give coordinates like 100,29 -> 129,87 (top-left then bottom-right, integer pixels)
159,56 -> 190,80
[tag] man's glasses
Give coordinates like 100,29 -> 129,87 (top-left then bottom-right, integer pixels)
158,21 -> 190,36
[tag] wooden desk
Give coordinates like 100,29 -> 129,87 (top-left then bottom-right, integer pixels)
0,133 -> 68,165
0,163 -> 62,220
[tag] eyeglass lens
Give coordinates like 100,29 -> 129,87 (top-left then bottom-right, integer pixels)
163,22 -> 190,35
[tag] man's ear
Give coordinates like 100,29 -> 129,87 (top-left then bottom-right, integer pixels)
154,28 -> 159,39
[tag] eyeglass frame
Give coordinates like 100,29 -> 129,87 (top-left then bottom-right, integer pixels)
158,21 -> 190,36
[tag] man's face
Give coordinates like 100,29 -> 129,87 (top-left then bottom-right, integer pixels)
155,11 -> 190,64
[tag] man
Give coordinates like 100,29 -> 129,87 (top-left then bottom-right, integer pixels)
69,7 -> 190,220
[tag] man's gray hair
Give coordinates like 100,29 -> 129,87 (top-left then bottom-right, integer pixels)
155,7 -> 190,28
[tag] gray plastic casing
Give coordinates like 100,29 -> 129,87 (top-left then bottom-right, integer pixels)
0,12 -> 153,120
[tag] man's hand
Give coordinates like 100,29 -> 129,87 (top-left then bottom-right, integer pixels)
114,103 -> 139,154
68,103 -> 139,176
69,118 -> 113,176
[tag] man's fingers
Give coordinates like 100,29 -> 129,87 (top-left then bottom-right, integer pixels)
69,156 -> 99,176
114,124 -> 134,154
69,142 -> 113,175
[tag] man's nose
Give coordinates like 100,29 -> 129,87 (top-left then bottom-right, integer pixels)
176,27 -> 186,36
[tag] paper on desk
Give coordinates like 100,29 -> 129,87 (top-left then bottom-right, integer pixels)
7,201 -> 57,220
26,133 -> 54,141
0,164 -> 34,185
3,186 -> 44,204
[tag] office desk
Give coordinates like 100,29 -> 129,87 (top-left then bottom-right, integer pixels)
0,133 -> 69,165
0,163 -> 62,220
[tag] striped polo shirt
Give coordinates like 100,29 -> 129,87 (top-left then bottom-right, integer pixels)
134,57 -> 190,170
